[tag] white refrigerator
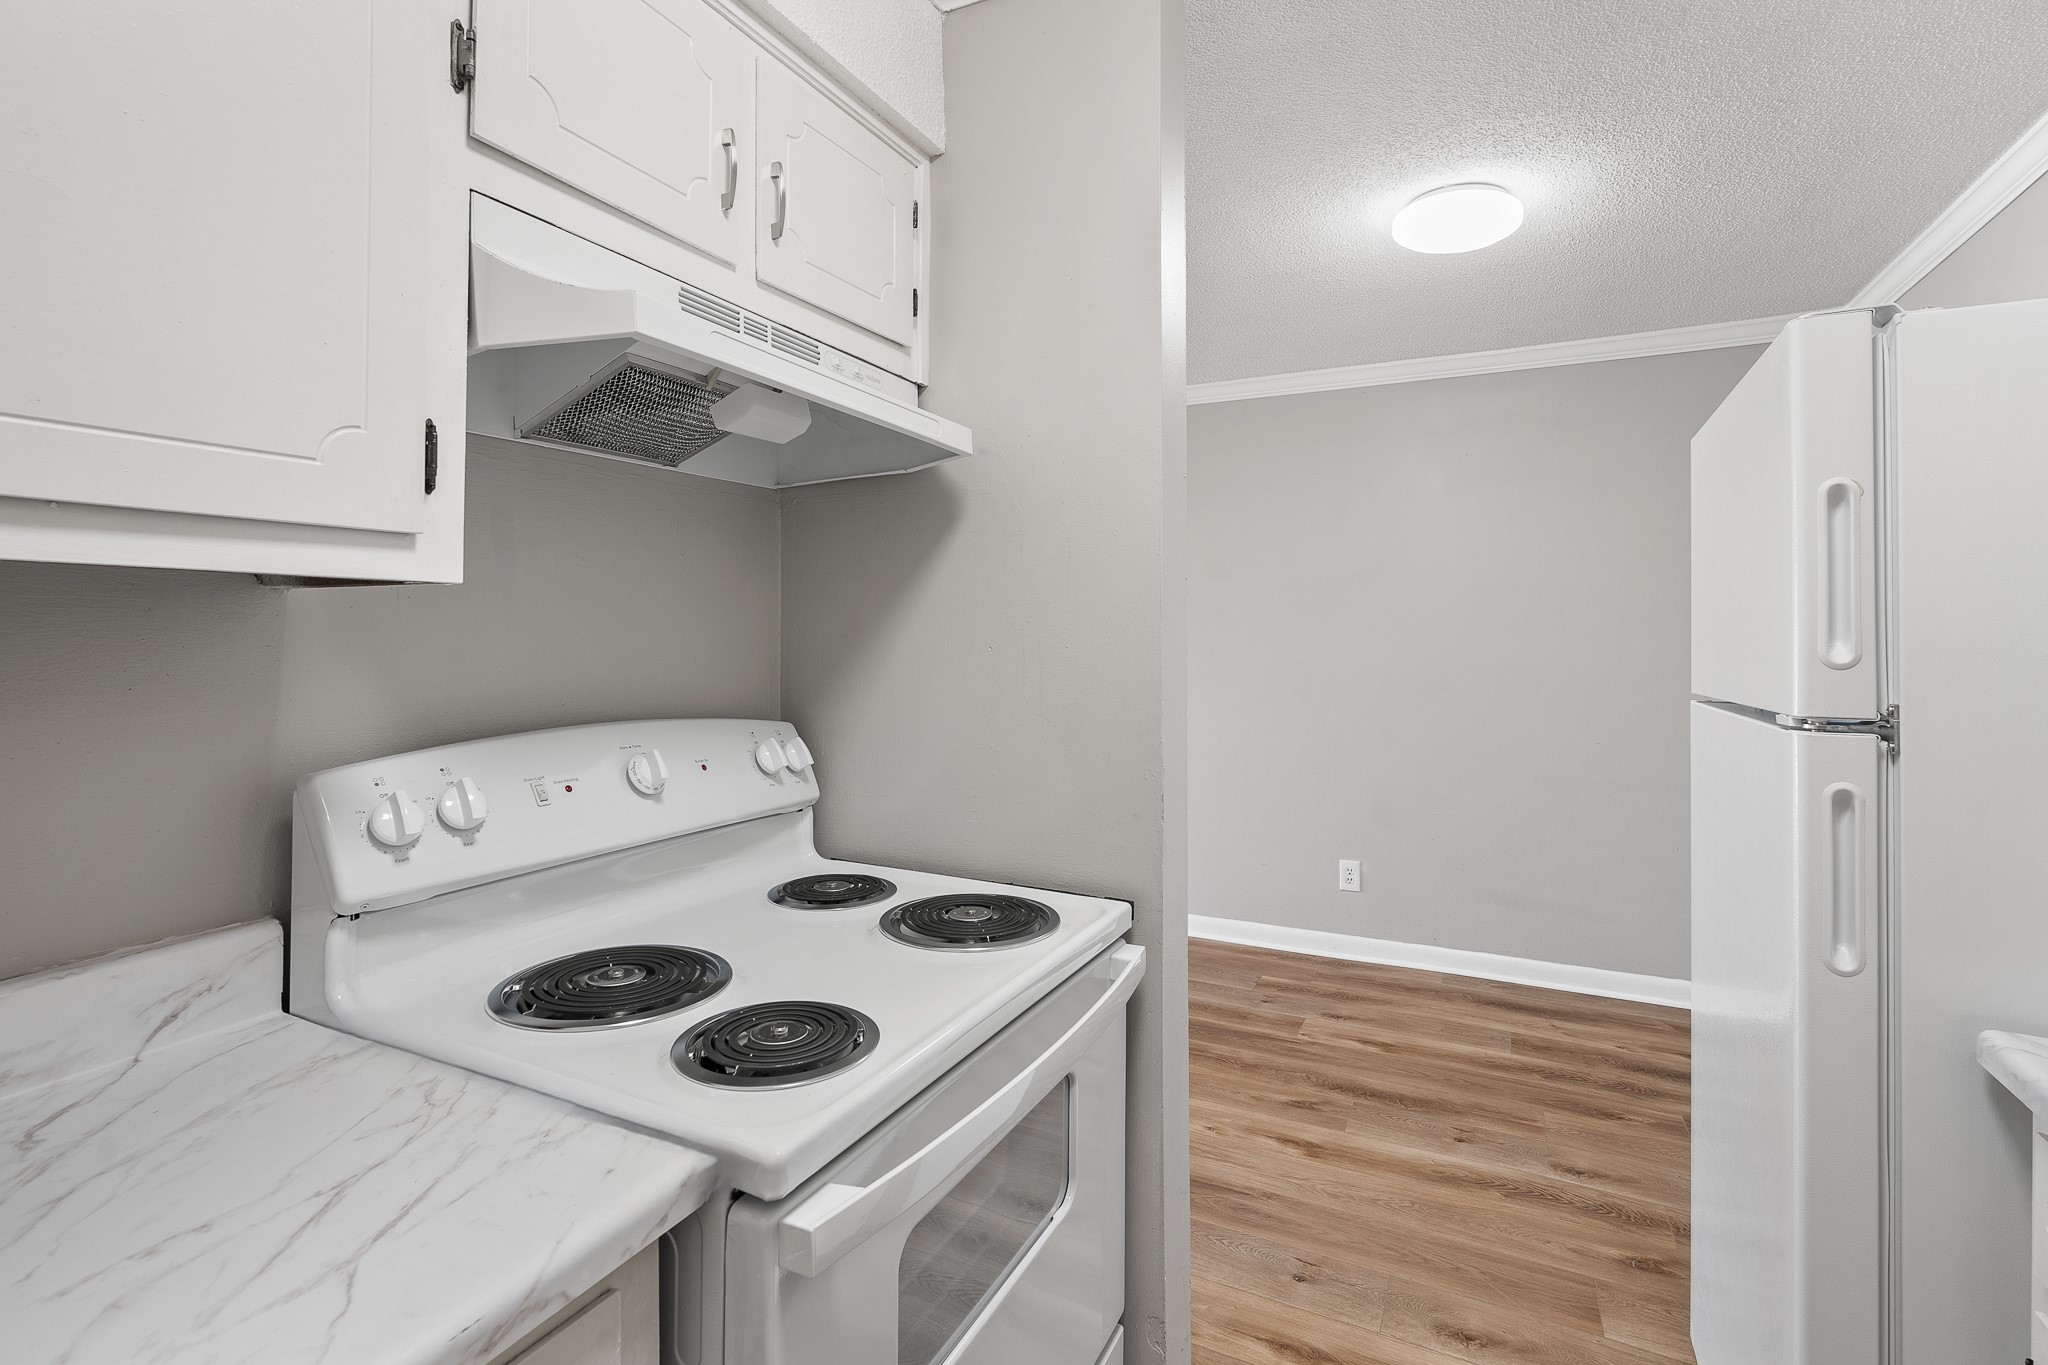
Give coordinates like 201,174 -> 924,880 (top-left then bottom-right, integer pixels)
1690,297 -> 2048,1364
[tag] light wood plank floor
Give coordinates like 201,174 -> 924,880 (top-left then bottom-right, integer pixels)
1190,939 -> 1696,1365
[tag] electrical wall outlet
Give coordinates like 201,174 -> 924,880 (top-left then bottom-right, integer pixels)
1337,859 -> 1362,892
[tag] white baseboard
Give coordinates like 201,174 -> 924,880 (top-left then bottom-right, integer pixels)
1188,915 -> 1691,1010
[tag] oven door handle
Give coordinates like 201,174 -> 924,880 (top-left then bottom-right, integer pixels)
777,943 -> 1145,1278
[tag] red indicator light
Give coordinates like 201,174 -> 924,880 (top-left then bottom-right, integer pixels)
563,785 -> 573,793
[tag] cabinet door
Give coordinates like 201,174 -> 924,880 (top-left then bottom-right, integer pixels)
506,1291 -> 625,1365
0,0 -> 445,535
491,1244 -> 658,1365
755,59 -> 918,346
470,0 -> 750,268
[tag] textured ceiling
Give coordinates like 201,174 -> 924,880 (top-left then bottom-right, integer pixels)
1187,0 -> 2048,383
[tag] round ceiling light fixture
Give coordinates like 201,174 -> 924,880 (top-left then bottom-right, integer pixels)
1390,183 -> 1524,254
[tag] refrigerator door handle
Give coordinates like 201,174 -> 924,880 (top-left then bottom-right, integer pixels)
1824,780 -> 1867,976
1817,478 -> 1865,671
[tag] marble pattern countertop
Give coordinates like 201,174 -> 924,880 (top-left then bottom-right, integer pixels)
1978,1030 -> 2048,1121
0,920 -> 718,1365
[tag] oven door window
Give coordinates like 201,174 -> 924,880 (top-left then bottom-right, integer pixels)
896,1083 -> 1070,1365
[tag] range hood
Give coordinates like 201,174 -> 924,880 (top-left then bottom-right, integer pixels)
466,197 -> 971,488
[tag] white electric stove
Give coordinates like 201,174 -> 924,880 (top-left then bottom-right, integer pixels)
289,718 -> 1138,1365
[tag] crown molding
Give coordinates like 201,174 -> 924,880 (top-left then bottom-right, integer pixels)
1850,106 -> 2048,307
1186,314 -> 1793,405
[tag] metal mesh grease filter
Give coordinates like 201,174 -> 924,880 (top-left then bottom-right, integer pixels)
524,356 -> 737,467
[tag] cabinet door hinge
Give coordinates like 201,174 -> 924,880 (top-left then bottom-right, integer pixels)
912,288 -> 919,319
449,21 -> 477,92
424,420 -> 440,495
912,200 -> 919,230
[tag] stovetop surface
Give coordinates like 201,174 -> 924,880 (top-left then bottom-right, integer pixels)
314,811 -> 1130,1199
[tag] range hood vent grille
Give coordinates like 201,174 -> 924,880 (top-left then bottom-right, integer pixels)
522,356 -> 737,468
771,326 -> 821,366
675,282 -> 743,336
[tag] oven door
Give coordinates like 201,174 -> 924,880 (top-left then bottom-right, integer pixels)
724,943 -> 1142,1365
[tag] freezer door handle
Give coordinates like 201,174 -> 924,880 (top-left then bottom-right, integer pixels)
1817,478 -> 1864,671
1823,781 -> 1866,976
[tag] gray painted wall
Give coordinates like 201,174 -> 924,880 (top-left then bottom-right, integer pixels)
0,438 -> 780,978
779,0 -> 1191,1358
1901,170 -> 2048,309
1188,347 -> 1761,980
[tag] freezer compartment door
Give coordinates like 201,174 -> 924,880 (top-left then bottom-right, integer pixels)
1692,310 -> 1881,719
1691,702 -> 1881,1365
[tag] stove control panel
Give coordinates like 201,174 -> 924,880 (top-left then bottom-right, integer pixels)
297,719 -> 820,914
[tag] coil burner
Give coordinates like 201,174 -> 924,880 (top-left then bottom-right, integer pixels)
488,945 -> 731,1030
673,1001 -> 880,1088
880,895 -> 1060,951
768,873 -> 898,910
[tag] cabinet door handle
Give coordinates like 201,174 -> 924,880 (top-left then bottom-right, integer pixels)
769,161 -> 787,241
719,128 -> 737,212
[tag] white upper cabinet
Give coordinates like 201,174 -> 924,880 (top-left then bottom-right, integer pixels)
0,0 -> 455,546
754,59 -> 919,347
469,0 -> 751,268
460,1 -> 931,382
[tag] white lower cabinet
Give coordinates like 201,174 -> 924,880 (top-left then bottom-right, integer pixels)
0,0 -> 468,582
490,1244 -> 660,1365
2036,1134 -> 2048,1361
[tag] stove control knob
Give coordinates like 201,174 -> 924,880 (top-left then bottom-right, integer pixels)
437,777 -> 489,833
366,790 -> 425,854
784,736 -> 814,770
626,749 -> 669,796
754,737 -> 788,775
